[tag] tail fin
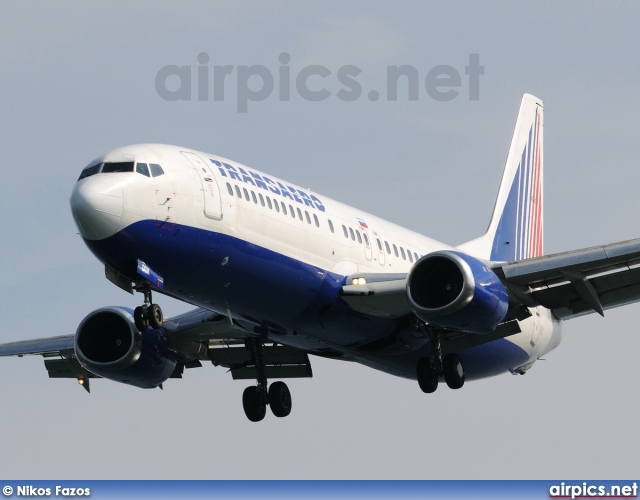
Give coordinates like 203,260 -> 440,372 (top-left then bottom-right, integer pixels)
458,93 -> 543,262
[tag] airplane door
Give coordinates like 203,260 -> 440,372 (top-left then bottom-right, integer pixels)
374,232 -> 385,266
181,152 -> 223,220
361,229 -> 372,261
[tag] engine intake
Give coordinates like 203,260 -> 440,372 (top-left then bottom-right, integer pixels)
76,309 -> 138,368
407,250 -> 509,334
75,306 -> 176,388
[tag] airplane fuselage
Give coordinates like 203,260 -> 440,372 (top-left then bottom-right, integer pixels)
70,144 -> 562,382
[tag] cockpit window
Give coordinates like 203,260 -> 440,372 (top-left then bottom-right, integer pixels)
136,162 -> 150,177
78,162 -> 102,181
149,163 -> 164,177
102,161 -> 134,173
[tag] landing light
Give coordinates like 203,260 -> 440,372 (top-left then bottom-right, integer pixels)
352,277 -> 367,286
77,378 -> 84,385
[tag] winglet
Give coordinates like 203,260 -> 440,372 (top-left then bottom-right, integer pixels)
459,94 -> 544,262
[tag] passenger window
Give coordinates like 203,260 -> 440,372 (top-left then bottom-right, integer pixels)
290,205 -> 295,218
281,202 -> 287,215
356,231 -> 362,244
376,238 -> 382,251
363,233 -> 370,246
400,247 -> 406,260
267,197 -> 273,210
393,244 -> 399,257
305,212 -> 311,224
149,163 -> 164,177
235,186 -> 242,198
349,227 -> 356,241
297,208 -> 303,221
243,188 -> 250,201
274,200 -> 280,212
259,193 -> 265,207
226,183 -> 233,196
342,225 -> 348,238
408,252 -> 413,263
414,252 -> 419,261
385,241 -> 391,254
252,191 -> 258,204
328,220 -> 334,233
313,214 -> 319,227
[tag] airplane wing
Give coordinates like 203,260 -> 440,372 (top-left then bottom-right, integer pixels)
0,335 -> 98,391
495,238 -> 640,320
342,237 -> 640,322
0,308 -> 312,391
0,335 -> 75,357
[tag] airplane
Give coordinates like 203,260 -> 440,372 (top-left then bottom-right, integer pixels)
2,93 -> 639,422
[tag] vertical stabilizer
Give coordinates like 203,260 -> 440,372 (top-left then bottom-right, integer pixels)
458,94 -> 543,262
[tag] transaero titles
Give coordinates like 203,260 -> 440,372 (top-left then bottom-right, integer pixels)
211,159 -> 326,212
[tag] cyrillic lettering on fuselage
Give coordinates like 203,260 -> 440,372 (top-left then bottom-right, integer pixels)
212,159 -> 325,212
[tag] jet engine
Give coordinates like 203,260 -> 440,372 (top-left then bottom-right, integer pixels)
406,250 -> 509,334
74,306 -> 176,388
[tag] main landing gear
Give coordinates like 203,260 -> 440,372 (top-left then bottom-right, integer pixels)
416,326 -> 465,393
133,286 -> 164,332
242,339 -> 292,422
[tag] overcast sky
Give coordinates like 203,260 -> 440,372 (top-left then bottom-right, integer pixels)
1,1 -> 639,480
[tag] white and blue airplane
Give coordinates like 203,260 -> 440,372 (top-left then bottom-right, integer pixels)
1,94 -> 638,422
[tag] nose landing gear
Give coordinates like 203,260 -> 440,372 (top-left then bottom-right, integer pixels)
133,286 -> 164,331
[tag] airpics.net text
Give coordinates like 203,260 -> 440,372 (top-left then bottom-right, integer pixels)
155,52 -> 484,112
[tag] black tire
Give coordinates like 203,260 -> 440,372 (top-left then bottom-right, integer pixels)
443,353 -> 465,390
134,306 -> 148,332
416,357 -> 438,393
268,381 -> 292,418
149,303 -> 164,329
242,386 -> 266,422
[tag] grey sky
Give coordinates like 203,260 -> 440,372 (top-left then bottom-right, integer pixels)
1,1 -> 639,479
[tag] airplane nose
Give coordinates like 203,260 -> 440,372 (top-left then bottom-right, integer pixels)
70,175 -> 124,240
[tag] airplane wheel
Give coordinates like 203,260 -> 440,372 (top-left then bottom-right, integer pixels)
443,353 -> 465,390
416,357 -> 438,393
134,306 -> 148,332
268,381 -> 292,418
242,386 -> 266,422
149,304 -> 164,329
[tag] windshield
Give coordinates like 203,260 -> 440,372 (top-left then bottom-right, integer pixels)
78,160 -> 164,181
77,162 -> 102,181
102,162 -> 135,173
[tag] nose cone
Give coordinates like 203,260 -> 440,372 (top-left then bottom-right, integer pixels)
70,176 -> 124,240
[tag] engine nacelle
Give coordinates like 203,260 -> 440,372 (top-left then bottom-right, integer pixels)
74,306 -> 176,388
406,250 -> 508,334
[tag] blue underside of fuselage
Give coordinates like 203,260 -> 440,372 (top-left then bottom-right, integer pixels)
84,220 -> 531,381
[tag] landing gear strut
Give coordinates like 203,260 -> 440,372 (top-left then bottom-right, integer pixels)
133,285 -> 164,331
242,339 -> 292,422
416,326 -> 465,393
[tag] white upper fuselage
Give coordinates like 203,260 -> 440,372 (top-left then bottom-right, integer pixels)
72,144 -> 445,272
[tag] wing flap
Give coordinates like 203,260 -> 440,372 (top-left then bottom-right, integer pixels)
209,344 -> 313,380
44,358 -> 98,379
530,266 -> 640,319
